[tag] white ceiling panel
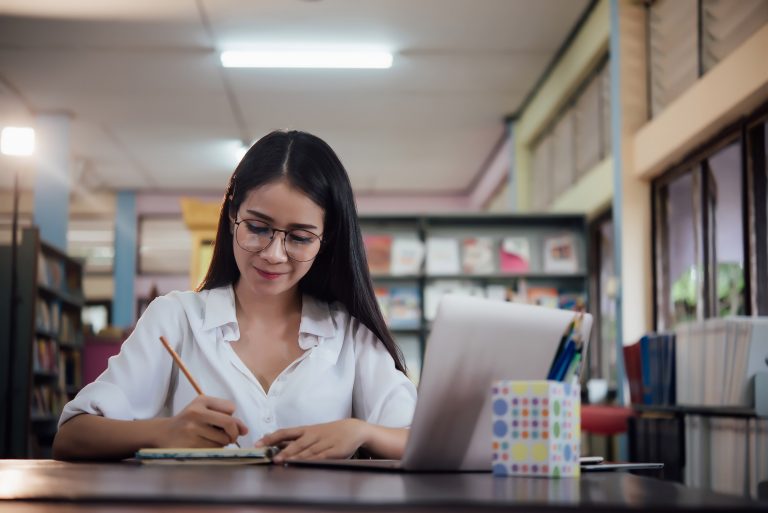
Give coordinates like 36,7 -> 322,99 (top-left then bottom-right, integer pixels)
0,0 -> 589,195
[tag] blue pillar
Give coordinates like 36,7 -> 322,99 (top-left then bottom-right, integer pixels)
610,0 -> 629,461
33,114 -> 71,251
112,191 -> 137,327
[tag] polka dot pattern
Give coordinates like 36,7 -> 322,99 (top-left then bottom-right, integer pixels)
491,380 -> 581,478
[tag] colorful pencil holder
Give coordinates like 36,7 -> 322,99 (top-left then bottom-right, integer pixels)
491,380 -> 581,478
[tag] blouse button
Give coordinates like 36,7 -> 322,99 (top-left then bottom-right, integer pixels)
263,415 -> 273,423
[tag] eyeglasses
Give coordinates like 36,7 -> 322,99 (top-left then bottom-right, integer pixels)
234,219 -> 322,262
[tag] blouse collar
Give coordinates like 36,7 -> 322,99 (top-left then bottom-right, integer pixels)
201,285 -> 337,346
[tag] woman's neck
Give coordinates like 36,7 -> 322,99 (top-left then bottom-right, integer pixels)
233,280 -> 302,323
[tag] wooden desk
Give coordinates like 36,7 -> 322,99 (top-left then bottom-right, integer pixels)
0,460 -> 762,512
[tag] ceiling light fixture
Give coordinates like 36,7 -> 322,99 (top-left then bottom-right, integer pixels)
1,126 -> 35,156
220,50 -> 393,69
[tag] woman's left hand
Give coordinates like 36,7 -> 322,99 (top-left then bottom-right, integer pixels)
255,419 -> 368,462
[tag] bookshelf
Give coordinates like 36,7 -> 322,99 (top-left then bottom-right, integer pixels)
3,227 -> 84,458
359,214 -> 589,384
623,319 -> 768,499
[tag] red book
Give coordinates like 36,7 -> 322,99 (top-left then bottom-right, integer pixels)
363,234 -> 392,275
623,342 -> 643,405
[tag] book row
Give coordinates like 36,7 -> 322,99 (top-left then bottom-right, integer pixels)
685,415 -> 767,500
363,233 -> 581,276
676,318 -> 768,407
624,317 -> 768,408
624,333 -> 676,406
374,281 -> 586,327
36,299 -> 80,344
31,384 -> 67,418
33,338 -> 59,374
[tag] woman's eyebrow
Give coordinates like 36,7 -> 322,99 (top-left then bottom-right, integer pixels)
244,209 -> 319,230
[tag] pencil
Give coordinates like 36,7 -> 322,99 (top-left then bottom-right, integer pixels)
158,336 -> 240,447
159,336 -> 204,395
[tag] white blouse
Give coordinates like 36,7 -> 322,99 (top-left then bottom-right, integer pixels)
60,286 -> 417,447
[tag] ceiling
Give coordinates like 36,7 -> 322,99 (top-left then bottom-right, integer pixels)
0,0 -> 588,195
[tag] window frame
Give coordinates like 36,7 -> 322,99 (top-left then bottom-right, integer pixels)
651,102 -> 768,329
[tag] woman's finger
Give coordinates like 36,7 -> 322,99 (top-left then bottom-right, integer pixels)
258,427 -> 303,446
199,424 -> 232,447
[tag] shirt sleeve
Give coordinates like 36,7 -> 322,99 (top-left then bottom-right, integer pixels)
58,295 -> 186,427
351,321 -> 417,428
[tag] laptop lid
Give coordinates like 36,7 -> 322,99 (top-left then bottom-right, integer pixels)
401,294 -> 592,471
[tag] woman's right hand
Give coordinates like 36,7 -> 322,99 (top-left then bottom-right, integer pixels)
155,395 -> 249,448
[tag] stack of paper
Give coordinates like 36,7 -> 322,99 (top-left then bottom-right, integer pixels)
675,317 -> 768,407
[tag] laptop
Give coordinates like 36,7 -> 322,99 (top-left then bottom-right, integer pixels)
290,294 -> 592,472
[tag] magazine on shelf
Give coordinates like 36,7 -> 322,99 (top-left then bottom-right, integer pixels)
388,286 -> 421,329
499,237 -> 531,273
461,237 -> 495,274
374,287 -> 391,323
397,335 -> 422,385
485,284 -> 510,302
558,291 -> 586,311
542,234 -> 578,273
390,238 -> 425,275
424,280 -> 485,321
527,287 -> 559,309
425,237 -> 461,275
363,234 -> 393,275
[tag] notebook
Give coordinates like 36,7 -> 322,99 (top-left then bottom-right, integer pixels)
289,294 -> 593,472
135,447 -> 274,465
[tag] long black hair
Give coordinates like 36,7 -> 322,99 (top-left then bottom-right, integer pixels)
198,130 -> 407,374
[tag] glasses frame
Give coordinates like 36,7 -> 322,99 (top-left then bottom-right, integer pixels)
233,219 -> 323,262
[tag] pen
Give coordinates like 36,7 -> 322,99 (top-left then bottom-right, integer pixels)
547,315 -> 576,379
158,336 -> 241,447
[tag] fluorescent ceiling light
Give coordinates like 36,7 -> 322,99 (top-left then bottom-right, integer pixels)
1,126 -> 35,156
221,50 -> 393,69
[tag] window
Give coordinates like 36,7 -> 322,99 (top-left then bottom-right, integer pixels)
67,217 -> 115,274
653,103 -> 768,327
648,0 -> 699,118
702,0 -> 768,73
656,169 -> 702,329
588,210 -> 618,389
647,0 -> 768,118
706,141 -> 745,316
529,58 -> 610,211
747,119 -> 767,314
138,216 -> 192,275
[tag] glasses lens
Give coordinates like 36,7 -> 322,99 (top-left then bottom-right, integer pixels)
237,220 -> 321,261
237,219 -> 273,252
284,229 -> 321,262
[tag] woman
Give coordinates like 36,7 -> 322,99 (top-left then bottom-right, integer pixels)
53,130 -> 417,462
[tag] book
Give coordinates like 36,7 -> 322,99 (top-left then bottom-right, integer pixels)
388,286 -> 421,329
374,286 -> 391,323
623,341 -> 643,405
397,335 -> 422,385
425,237 -> 461,275
527,287 -> 559,309
558,292 -> 586,311
485,284 -> 510,302
461,237 -> 495,274
363,234 -> 393,275
423,280 -> 485,320
390,238 -> 425,275
499,237 -> 530,273
542,234 -> 578,273
135,447 -> 274,465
